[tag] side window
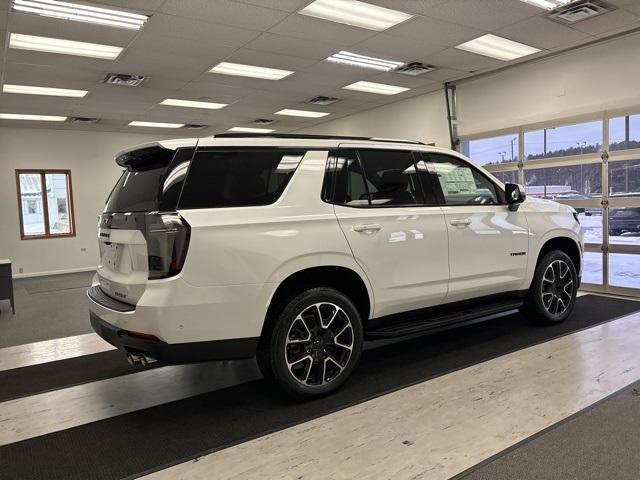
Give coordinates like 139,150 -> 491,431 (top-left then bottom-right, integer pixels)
358,149 -> 424,206
179,150 -> 304,209
428,153 -> 500,205
333,150 -> 369,206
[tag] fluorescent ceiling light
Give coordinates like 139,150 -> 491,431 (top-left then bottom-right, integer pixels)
299,0 -> 412,31
209,62 -> 293,80
9,33 -> 123,59
343,81 -> 409,95
3,84 -> 87,97
129,121 -> 184,128
455,34 -> 540,61
326,51 -> 404,71
228,126 -> 275,133
520,0 -> 578,10
160,98 -> 227,110
275,109 -> 329,118
0,113 -> 67,121
12,0 -> 148,30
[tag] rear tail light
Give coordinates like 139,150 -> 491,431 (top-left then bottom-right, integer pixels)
145,213 -> 190,280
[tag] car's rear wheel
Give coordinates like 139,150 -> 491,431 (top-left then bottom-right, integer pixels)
257,287 -> 363,399
520,250 -> 577,324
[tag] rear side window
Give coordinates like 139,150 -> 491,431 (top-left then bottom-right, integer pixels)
333,149 -> 426,207
178,150 -> 304,209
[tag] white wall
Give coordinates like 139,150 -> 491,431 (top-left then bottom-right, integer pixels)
0,128 -> 172,276
298,90 -> 451,147
456,32 -> 640,137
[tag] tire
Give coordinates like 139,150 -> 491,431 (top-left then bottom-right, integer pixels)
610,229 -> 622,236
520,250 -> 578,324
257,287 -> 363,399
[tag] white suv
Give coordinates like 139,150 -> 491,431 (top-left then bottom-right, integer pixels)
88,134 -> 583,398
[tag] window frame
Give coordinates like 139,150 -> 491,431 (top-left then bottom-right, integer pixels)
15,169 -> 76,240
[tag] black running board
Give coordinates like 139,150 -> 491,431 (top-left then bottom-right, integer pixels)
366,299 -> 524,339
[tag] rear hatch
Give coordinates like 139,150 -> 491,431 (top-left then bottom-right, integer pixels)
96,141 -> 196,306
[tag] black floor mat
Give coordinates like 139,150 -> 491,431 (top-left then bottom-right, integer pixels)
0,350 -> 162,402
2,294 -> 639,480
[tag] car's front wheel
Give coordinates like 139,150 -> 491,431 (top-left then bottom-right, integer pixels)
520,250 -> 578,324
257,287 -> 363,399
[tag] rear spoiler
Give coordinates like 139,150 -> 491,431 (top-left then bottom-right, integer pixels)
115,139 -> 198,169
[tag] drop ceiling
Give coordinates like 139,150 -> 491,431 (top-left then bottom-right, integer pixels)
0,0 -> 639,135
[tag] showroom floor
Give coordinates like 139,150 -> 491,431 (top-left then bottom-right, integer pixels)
0,274 -> 639,479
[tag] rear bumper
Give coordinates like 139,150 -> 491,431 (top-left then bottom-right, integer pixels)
90,312 -> 258,363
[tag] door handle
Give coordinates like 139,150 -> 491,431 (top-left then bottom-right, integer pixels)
353,223 -> 382,233
450,218 -> 471,226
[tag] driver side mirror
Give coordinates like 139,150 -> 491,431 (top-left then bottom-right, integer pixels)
505,183 -> 526,211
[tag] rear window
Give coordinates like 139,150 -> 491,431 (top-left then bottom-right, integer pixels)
178,149 -> 305,209
105,147 -> 193,213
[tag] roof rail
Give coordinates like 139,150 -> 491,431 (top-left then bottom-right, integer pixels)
213,133 -> 424,145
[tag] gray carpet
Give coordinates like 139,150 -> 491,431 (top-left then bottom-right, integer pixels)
459,379 -> 640,480
0,271 -> 95,348
23,273 -> 93,294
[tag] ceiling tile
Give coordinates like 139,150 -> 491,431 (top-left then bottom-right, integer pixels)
495,16 -> 592,50
352,33 -> 443,62
174,80 -> 256,100
417,0 -> 539,31
418,67 -> 467,82
2,62 -> 103,88
384,15 -> 486,47
605,0 -> 640,17
114,48 -> 212,81
268,13 -> 377,44
230,0 -> 309,13
142,13 -> 260,48
571,9 -> 639,36
131,31 -> 237,60
419,47 -> 503,72
88,0 -> 164,11
368,71 -> 441,90
301,61 -> 380,82
244,32 -> 341,60
6,48 -> 121,72
222,48 -> 318,71
160,0 -> 290,31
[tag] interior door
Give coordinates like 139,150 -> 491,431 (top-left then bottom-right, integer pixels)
421,152 -> 529,302
332,146 -> 449,318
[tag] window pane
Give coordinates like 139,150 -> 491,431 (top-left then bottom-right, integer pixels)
461,134 -> 519,166
45,173 -> 71,234
429,153 -> 498,205
582,251 -> 603,285
358,150 -> 424,206
179,150 -> 304,209
609,253 -> 640,288
524,164 -> 601,198
491,170 -> 518,184
333,150 -> 369,206
608,159 -> 640,196
524,120 -> 602,160
609,114 -> 640,151
579,210 -> 602,245
609,207 -> 640,245
19,173 -> 45,236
